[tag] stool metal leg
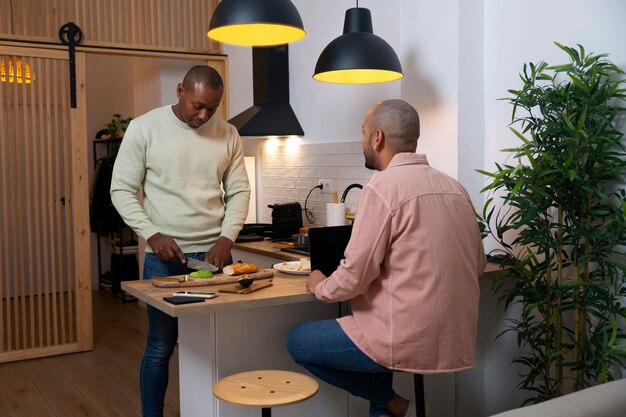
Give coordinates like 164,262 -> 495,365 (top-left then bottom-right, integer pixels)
414,374 -> 426,417
261,407 -> 271,417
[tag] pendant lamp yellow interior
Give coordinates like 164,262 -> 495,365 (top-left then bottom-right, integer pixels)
314,68 -> 403,84
208,0 -> 306,46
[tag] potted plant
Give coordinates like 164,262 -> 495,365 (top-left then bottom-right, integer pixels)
479,42 -> 626,404
106,113 -> 132,139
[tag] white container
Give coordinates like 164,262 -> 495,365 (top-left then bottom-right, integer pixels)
326,203 -> 346,226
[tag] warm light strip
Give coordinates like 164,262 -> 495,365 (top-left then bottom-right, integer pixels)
313,68 -> 403,84
0,56 -> 35,84
208,23 -> 306,46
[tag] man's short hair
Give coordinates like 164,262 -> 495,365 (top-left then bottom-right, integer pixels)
371,99 -> 420,151
183,65 -> 224,90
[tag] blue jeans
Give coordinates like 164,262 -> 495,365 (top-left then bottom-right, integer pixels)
140,252 -> 206,417
286,319 -> 395,417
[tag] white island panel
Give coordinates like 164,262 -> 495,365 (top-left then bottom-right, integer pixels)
177,297 -> 347,417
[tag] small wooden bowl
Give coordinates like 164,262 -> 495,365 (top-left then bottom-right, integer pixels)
237,275 -> 254,288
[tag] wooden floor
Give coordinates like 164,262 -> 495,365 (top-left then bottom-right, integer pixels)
0,290 -> 180,417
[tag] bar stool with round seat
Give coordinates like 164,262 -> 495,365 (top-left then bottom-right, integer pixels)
213,369 -> 319,417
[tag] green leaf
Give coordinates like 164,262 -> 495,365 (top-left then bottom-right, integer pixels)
562,114 -> 576,132
568,170 -> 577,181
510,127 -> 531,144
568,73 -> 590,93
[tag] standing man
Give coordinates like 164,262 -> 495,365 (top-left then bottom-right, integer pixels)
287,100 -> 485,417
111,65 -> 250,417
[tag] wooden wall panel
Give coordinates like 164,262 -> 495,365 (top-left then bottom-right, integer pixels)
0,0 -> 222,54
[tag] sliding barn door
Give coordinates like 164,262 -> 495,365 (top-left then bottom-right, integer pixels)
0,45 -> 92,362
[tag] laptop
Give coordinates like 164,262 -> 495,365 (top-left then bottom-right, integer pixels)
308,225 -> 353,276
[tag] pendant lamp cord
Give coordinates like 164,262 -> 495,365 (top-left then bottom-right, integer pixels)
356,0 -> 359,7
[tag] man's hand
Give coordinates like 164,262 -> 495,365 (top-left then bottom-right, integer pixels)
306,270 -> 326,293
147,232 -> 186,263
205,236 -> 234,270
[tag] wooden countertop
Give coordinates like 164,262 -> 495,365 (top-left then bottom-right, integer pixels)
232,239 -> 505,271
233,238 -> 304,262
125,235 -> 504,318
123,261 -> 505,318
123,240 -> 309,318
122,272 -> 314,317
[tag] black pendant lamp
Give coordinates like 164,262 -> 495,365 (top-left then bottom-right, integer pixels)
313,3 -> 403,84
207,0 -> 306,46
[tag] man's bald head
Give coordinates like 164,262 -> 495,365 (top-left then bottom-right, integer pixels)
182,65 -> 223,91
173,65 -> 223,129
369,99 -> 420,153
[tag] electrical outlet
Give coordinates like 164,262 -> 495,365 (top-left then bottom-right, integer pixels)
318,179 -> 333,194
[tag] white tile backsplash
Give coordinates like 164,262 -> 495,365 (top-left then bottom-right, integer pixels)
344,141 -> 364,153
319,166 -> 345,178
297,166 -> 320,178
258,140 -> 371,227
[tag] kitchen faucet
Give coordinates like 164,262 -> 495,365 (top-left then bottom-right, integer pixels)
340,183 -> 363,203
341,183 -> 363,224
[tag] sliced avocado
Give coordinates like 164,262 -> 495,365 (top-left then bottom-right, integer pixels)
190,270 -> 213,279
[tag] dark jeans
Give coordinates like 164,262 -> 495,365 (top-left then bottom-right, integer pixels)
140,252 -> 205,417
286,319 -> 396,417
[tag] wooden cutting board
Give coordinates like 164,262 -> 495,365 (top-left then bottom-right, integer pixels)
219,280 -> 274,294
151,269 -> 274,288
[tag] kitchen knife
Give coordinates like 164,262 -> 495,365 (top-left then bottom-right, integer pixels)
186,257 -> 219,272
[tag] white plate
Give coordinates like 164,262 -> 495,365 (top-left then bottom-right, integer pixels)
273,261 -> 310,275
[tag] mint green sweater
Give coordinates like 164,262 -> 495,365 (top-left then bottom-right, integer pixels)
110,106 -> 250,253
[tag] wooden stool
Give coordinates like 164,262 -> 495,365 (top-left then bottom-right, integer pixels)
213,370 -> 319,417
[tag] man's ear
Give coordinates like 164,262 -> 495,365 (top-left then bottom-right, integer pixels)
374,129 -> 385,151
176,83 -> 184,99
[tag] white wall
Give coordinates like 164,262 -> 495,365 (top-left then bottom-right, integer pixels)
399,0 -> 461,179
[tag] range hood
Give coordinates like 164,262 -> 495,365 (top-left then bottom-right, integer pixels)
228,45 -> 304,137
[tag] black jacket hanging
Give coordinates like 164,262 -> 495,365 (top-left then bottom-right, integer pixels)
89,156 -> 122,235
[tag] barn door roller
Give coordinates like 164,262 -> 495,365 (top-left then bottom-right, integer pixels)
58,22 -> 83,108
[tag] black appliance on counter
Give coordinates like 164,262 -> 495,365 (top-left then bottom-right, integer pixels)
269,202 -> 303,240
235,202 -> 304,243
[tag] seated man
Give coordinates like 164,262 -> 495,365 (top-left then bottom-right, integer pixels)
287,99 -> 486,417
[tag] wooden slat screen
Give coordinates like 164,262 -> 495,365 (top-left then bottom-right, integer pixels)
0,0 -> 222,54
0,51 -> 83,358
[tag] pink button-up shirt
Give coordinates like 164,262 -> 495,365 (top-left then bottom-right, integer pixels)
314,153 -> 486,373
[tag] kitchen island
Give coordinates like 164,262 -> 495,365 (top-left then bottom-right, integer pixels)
122,239 -> 505,417
123,237 -> 346,417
